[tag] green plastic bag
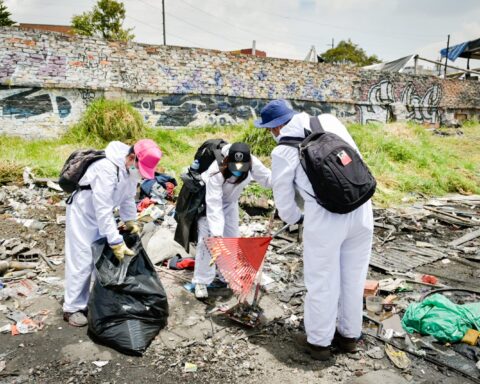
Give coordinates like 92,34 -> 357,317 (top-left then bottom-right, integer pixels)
401,293 -> 480,343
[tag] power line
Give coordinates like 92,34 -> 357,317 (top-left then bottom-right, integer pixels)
125,14 -> 201,47
166,11 -> 245,46
136,0 -> 245,46
173,0 -> 442,50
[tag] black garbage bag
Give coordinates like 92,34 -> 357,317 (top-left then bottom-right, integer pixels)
87,233 -> 169,356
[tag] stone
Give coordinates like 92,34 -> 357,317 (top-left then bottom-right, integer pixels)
345,370 -> 409,384
61,341 -> 113,362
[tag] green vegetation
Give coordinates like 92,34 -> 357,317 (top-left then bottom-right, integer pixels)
71,0 -> 134,41
65,99 -> 147,144
0,0 -> 15,27
0,103 -> 479,207
240,122 -> 275,157
320,40 -> 381,66
347,122 -> 480,205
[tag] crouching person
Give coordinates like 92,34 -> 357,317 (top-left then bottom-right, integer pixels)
193,143 -> 272,299
63,139 -> 162,326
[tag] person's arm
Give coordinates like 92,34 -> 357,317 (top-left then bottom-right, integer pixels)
119,181 -> 137,223
90,163 -> 123,245
205,171 -> 225,237
271,147 -> 303,225
250,155 -> 272,188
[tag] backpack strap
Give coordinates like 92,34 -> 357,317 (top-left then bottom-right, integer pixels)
66,162 -> 119,205
278,137 -> 303,148
309,116 -> 324,134
213,148 -> 224,166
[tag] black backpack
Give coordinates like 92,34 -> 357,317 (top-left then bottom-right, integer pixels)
279,116 -> 376,214
58,149 -> 106,193
193,138 -> 228,174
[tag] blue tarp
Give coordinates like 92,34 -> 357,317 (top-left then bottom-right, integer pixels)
440,42 -> 469,62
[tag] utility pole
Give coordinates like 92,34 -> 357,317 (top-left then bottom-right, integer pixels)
444,34 -> 450,78
162,0 -> 166,45
331,38 -> 334,49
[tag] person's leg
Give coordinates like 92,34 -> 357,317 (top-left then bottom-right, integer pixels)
192,216 -> 216,286
337,201 -> 373,341
303,202 -> 346,347
63,195 -> 99,323
214,203 -> 239,283
222,203 -> 239,238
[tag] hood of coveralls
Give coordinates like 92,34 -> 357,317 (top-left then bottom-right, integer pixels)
277,112 -> 311,140
105,141 -> 130,171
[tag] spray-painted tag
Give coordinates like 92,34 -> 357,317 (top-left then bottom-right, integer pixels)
337,150 -> 352,166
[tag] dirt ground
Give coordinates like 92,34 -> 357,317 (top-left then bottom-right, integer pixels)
1,185 -> 479,384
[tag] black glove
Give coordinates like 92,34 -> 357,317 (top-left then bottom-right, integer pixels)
296,214 -> 304,225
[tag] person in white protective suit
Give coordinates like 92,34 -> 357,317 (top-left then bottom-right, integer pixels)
255,100 -> 373,361
63,139 -> 162,327
193,142 -> 272,299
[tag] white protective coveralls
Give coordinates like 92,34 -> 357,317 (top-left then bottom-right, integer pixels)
192,145 -> 272,285
63,141 -> 138,313
271,112 -> 373,347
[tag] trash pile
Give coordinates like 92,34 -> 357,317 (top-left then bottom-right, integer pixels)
1,163 -> 480,382
0,179 -> 66,339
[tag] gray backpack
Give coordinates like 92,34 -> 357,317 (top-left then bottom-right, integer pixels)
58,149 -> 106,194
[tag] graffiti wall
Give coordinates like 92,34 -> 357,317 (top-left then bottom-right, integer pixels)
0,27 -> 479,138
356,78 -> 443,124
0,86 -> 101,138
128,94 -> 357,128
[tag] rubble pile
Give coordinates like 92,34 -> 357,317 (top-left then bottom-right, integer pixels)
1,175 -> 480,382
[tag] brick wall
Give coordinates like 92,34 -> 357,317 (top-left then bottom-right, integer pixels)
1,27 -> 479,138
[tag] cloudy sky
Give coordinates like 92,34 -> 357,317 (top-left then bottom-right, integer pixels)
5,0 -> 480,65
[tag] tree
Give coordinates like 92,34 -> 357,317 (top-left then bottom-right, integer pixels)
0,0 -> 15,27
320,40 -> 381,66
71,0 -> 134,41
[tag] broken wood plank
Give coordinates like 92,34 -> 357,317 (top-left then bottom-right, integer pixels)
275,233 -> 298,243
374,222 -> 396,231
277,243 -> 297,254
449,229 -> 480,247
424,206 -> 478,227
449,255 -> 480,268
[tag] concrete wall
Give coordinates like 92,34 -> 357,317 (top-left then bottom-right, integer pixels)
1,27 -> 479,138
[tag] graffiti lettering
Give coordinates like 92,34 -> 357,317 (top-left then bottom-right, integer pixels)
358,79 -> 442,124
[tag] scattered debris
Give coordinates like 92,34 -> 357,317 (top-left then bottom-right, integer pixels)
385,344 -> 411,369
1,179 -> 480,382
184,362 -> 198,373
92,361 -> 109,368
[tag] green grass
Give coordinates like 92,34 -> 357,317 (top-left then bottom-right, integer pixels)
348,122 -> 480,205
1,116 -> 479,207
65,99 -> 148,144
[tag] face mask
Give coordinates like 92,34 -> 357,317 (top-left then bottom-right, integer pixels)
129,165 -> 142,181
231,170 -> 243,177
271,131 -> 280,143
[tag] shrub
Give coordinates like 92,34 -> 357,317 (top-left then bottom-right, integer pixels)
66,98 -> 147,143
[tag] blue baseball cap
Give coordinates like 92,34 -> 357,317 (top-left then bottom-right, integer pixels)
254,99 -> 298,128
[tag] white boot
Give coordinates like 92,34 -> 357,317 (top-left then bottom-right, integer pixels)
195,283 -> 208,299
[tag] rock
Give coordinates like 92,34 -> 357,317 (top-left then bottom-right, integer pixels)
366,346 -> 385,359
61,341 -> 113,362
345,370 -> 409,384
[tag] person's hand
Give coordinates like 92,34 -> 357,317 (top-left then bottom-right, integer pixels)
110,242 -> 134,261
125,220 -> 140,234
296,214 -> 304,225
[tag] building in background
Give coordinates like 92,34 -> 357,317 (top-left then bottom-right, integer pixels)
19,23 -> 73,35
